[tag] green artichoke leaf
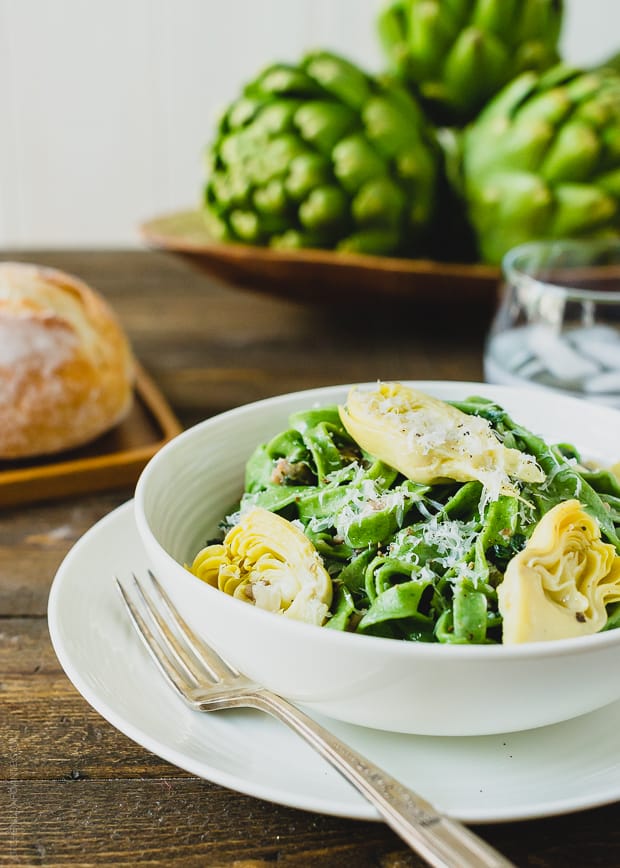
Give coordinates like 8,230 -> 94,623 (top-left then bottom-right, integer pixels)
303,51 -> 371,111
540,120 -> 601,183
565,71 -> 605,105
202,208 -> 230,241
332,134 -> 386,194
338,229 -> 401,255
514,39 -> 558,75
294,101 -> 358,156
352,177 -> 406,229
443,27 -> 510,117
219,130 -> 260,169
253,179 -> 289,217
467,116 -> 553,177
299,185 -> 349,233
549,183 -> 617,236
284,153 -> 332,201
224,97 -> 265,133
472,0 -> 519,35
476,69 -> 540,122
516,0 -> 563,44
270,230 -> 327,250
467,171 -> 553,263
207,173 -> 235,210
258,135 -> 309,184
601,112 -> 620,163
378,77 -> 430,124
599,168 -> 620,199
362,94 -> 425,159
597,51 -> 620,77
533,62 -> 581,91
578,97 -> 615,137
395,143 -> 437,184
516,85 -> 572,127
376,1 -> 410,76
250,64 -> 323,99
407,1 -> 454,80
232,208 -> 291,242
228,210 -> 262,243
252,100 -> 302,137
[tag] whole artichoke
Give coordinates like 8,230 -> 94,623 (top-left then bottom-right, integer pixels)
203,51 -> 440,256
462,65 -> 620,264
377,0 -> 563,124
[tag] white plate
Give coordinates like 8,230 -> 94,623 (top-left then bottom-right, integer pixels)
48,500 -> 620,824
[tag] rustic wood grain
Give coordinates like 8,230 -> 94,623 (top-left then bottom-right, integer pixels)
0,618 -> 60,675
0,779 -> 425,867
1,777 -> 619,867
0,250 -> 615,867
1,680 -> 189,782
0,492 -> 128,616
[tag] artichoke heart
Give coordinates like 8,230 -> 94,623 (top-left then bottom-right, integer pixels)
338,382 -> 544,499
498,500 -> 620,643
189,507 -> 332,626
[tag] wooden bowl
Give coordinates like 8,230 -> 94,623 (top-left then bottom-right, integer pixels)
140,209 -> 500,307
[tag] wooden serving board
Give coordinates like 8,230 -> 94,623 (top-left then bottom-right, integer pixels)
140,209 -> 501,308
0,362 -> 182,507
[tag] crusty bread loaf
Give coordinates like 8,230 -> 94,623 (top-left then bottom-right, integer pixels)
0,261 -> 135,458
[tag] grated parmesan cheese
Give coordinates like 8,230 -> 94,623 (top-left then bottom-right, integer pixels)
332,477 -> 413,543
389,514 -> 479,584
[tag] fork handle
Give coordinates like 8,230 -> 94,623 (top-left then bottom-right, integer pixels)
245,689 -> 514,868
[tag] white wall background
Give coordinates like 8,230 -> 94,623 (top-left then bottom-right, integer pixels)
0,0 -> 618,249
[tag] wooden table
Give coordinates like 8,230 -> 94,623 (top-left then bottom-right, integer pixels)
2,250 -> 619,867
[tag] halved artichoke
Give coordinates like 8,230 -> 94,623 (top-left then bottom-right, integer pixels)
498,499 -> 620,643
339,382 -> 544,499
189,507 -> 332,626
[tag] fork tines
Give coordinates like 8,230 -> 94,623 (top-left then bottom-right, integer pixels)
115,569 -> 240,699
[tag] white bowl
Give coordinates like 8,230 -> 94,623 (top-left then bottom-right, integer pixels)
134,381 -> 620,736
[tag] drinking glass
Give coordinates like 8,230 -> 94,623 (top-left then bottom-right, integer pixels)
484,239 -> 620,406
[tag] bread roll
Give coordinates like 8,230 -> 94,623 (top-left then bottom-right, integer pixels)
0,261 -> 135,458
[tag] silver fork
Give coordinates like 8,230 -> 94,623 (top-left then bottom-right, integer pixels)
116,570 -> 515,868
